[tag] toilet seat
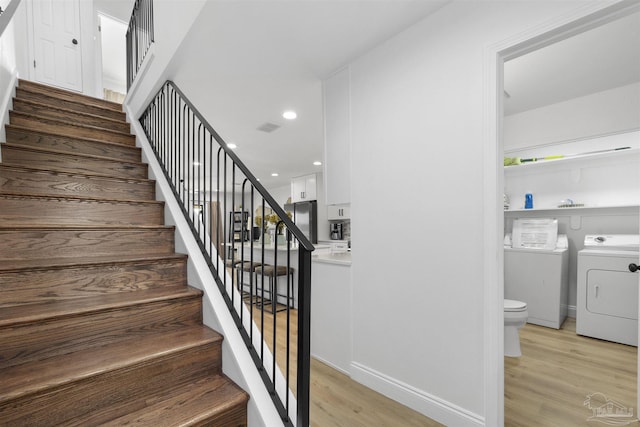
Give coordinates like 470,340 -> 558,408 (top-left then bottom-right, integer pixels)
504,299 -> 527,312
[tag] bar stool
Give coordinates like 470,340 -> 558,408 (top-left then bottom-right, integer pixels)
236,261 -> 262,301
254,264 -> 294,313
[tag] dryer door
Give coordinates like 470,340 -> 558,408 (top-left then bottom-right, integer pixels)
587,269 -> 638,320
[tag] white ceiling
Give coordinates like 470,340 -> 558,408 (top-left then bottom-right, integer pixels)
95,2 -> 639,190
167,0 -> 450,188
94,0 -> 133,23
504,10 -> 640,115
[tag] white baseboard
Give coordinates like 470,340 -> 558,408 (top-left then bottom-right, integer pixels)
311,355 -> 350,376
350,362 -> 484,427
568,305 -> 576,319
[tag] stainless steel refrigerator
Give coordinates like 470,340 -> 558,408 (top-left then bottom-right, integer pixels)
286,201 -> 317,244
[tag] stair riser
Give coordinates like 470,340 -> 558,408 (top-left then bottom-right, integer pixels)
18,80 -> 123,113
0,228 -> 175,260
0,296 -> 203,369
0,196 -> 164,226
0,342 -> 221,426
0,258 -> 187,308
6,126 -> 141,162
10,112 -> 135,146
0,166 -> 155,201
15,88 -> 126,122
12,98 -> 131,134
1,145 -> 148,179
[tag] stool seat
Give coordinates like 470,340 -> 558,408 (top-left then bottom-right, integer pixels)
240,261 -> 262,271
225,259 -> 243,267
255,265 -> 290,276
254,264 -> 295,313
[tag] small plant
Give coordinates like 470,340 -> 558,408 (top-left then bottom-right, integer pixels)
268,212 -> 292,234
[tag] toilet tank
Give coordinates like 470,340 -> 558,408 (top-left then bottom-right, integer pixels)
504,247 -> 569,329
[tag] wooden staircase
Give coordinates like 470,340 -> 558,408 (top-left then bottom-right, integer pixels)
0,80 -> 249,426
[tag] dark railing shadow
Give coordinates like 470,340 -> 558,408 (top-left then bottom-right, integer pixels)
139,81 -> 312,427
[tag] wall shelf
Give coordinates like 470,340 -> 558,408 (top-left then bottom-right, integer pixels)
505,205 -> 639,214
504,147 -> 640,175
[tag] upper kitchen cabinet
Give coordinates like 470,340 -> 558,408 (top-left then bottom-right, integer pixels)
323,67 -> 351,205
327,204 -> 350,220
291,173 -> 317,202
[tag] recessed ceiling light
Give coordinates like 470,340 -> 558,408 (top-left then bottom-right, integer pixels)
193,161 -> 201,166
227,143 -> 237,149
313,161 -> 322,166
271,173 -> 279,177
283,111 -> 297,120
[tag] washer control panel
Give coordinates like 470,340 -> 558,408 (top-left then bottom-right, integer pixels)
584,235 -> 640,251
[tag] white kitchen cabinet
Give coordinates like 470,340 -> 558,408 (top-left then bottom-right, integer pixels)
327,204 -> 350,220
291,173 -> 317,202
323,67 -> 351,205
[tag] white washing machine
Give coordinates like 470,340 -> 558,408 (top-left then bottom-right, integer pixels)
576,235 -> 640,346
505,246 -> 569,329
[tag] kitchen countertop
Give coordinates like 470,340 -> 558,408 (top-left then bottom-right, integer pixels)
312,251 -> 352,266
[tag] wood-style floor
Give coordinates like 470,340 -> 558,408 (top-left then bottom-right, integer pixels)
505,318 -> 638,427
255,303 -> 638,426
251,306 -> 443,426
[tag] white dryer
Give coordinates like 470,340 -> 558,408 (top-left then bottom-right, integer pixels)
576,235 -> 640,346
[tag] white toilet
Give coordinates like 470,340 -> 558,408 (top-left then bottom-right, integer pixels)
504,299 -> 528,357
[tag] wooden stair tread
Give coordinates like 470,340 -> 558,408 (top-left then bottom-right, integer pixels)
0,224 -> 173,231
0,192 -> 162,206
0,253 -> 187,272
6,124 -> 140,153
18,79 -> 123,112
15,87 -> 127,122
0,163 -> 152,184
98,375 -> 248,427
1,144 -> 148,180
10,111 -> 133,138
1,142 -> 143,166
13,97 -> 129,126
0,325 -> 222,404
0,286 -> 202,327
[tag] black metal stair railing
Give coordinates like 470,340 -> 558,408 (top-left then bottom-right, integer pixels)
139,81 -> 313,427
125,0 -> 154,90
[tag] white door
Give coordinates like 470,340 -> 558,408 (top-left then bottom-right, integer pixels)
32,0 -> 83,92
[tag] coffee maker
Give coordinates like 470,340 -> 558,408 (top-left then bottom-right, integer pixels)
330,223 -> 343,240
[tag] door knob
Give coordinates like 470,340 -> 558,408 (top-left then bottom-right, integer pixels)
629,263 -> 639,273
72,38 -> 78,45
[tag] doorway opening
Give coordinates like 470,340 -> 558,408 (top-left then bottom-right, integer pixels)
98,13 -> 127,103
484,2 -> 640,426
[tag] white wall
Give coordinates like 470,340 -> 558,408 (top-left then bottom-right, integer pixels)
504,82 -> 640,151
0,0 -> 29,143
342,1 -> 592,425
124,0 -> 207,118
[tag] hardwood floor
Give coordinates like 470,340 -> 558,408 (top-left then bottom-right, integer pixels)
505,318 -> 638,426
256,303 -> 639,426
251,305 -> 443,426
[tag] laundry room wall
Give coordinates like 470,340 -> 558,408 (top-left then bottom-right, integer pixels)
504,82 -> 640,150
503,82 -> 640,318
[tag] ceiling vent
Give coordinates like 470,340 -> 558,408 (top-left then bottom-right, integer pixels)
257,122 -> 281,133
